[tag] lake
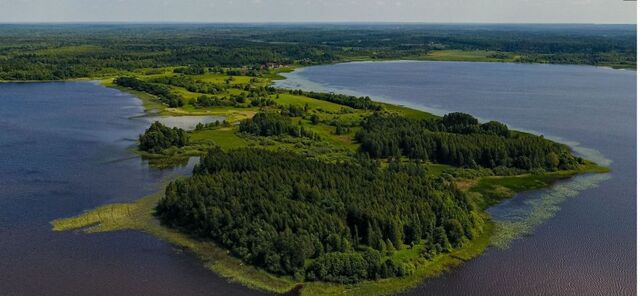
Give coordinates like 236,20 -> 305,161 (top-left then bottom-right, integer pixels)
276,61 -> 636,295
0,81 -> 258,295
0,59 -> 634,295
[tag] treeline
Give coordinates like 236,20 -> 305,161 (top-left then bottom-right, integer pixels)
290,89 -> 382,110
239,112 -> 317,139
192,95 -> 237,107
151,75 -> 222,95
139,122 -> 188,153
113,77 -> 183,107
173,65 -> 206,75
356,113 -> 581,171
157,148 -> 479,282
0,24 -> 634,80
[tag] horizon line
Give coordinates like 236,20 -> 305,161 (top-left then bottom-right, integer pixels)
0,21 -> 635,26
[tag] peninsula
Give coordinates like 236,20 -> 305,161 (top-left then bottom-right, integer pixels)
50,63 -> 607,295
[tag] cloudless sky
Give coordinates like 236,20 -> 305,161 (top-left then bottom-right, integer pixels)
0,0 -> 635,24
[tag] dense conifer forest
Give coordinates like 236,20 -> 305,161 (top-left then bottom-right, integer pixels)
356,113 -> 581,171
152,107 -> 584,284
157,148 -> 478,283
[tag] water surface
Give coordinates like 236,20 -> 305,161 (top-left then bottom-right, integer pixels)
0,60 -> 634,296
0,81 -> 258,296
276,61 -> 636,296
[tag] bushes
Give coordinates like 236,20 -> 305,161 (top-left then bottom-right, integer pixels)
138,122 -> 188,153
249,98 -> 276,107
193,95 -> 234,107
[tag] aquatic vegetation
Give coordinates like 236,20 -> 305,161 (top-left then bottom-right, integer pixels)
490,173 -> 611,249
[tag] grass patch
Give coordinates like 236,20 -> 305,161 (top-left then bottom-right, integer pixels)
274,93 -> 348,113
190,128 -> 248,150
420,50 -> 518,63
193,73 -> 255,85
426,163 -> 454,177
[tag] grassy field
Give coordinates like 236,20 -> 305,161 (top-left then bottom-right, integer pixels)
272,93 -> 348,113
419,50 -> 519,63
190,128 -> 249,150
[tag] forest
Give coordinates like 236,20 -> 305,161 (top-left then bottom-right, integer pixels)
153,108 -> 582,284
157,148 -> 479,283
0,24 -> 635,80
356,113 -> 581,171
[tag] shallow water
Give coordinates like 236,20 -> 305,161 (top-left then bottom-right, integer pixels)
0,82 -> 259,295
276,61 -> 636,296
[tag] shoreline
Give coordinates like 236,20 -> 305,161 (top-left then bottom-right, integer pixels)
0,51 -> 634,85
50,161 -> 607,295
275,62 -> 616,168
49,61 -> 610,295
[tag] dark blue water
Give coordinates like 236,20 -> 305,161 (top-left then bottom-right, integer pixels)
276,61 -> 636,296
0,82 -> 256,295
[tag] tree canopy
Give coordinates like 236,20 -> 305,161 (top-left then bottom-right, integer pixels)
157,148 -> 479,282
138,122 -> 188,153
356,113 -> 581,171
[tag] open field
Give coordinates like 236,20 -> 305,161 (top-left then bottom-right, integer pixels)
419,50 -> 519,63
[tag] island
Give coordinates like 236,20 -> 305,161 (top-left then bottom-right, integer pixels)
50,63 -> 608,295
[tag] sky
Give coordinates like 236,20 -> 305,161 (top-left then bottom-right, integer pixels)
0,0 -> 635,24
